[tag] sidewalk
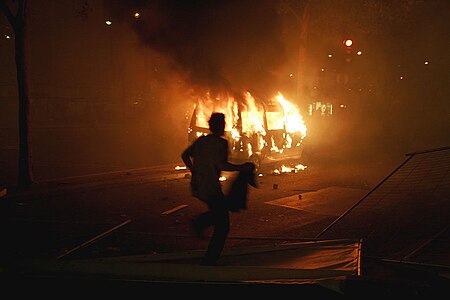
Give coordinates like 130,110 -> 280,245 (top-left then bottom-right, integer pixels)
2,163 -> 188,200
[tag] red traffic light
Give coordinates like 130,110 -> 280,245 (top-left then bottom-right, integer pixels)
343,39 -> 353,47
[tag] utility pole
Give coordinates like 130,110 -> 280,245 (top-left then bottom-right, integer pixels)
285,1 -> 310,102
297,1 -> 309,102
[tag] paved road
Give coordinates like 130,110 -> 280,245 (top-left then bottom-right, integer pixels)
0,157 -> 394,261
3,156 -> 449,296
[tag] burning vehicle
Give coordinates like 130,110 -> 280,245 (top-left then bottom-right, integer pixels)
187,91 -> 307,170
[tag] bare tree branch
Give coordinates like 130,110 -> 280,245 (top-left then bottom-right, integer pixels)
0,0 -> 17,28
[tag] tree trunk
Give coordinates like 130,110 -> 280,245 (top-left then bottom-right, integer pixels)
15,11 -> 33,190
1,0 -> 33,189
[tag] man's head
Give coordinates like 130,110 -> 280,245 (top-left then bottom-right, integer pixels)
208,112 -> 226,136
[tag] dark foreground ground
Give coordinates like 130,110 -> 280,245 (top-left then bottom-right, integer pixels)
1,147 -> 449,297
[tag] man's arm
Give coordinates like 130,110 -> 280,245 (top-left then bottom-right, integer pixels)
181,145 -> 194,172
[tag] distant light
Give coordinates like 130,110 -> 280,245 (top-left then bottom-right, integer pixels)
399,76 -> 404,80
357,51 -> 362,55
340,104 -> 346,108
105,20 -> 112,25
4,34 -> 11,39
343,39 -> 353,47
424,61 -> 429,65
328,54 -> 333,58
289,73 -> 293,77
133,12 -> 140,18
321,68 -> 325,72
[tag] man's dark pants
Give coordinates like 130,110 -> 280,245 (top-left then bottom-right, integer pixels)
193,196 -> 230,265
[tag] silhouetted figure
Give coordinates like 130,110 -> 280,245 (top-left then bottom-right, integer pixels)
181,112 -> 254,265
227,164 -> 257,212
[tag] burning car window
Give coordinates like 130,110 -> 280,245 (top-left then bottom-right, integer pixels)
265,111 -> 284,130
188,91 -> 307,167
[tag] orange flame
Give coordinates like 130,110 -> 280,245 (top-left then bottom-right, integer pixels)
192,90 -> 307,160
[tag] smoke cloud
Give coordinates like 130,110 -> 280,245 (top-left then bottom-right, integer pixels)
106,0 -> 286,99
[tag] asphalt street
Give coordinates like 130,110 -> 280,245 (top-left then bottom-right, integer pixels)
0,157 -> 394,261
4,154 -> 446,296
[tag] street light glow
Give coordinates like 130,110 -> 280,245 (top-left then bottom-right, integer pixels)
105,20 -> 112,26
